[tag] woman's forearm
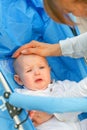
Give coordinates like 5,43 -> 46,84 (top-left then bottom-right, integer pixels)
50,44 -> 62,56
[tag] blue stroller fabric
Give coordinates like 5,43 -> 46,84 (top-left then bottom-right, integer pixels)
0,0 -> 87,129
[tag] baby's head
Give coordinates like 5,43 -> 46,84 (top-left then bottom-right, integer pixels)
13,54 -> 51,90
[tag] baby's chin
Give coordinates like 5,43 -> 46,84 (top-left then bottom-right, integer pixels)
34,84 -> 48,91
34,81 -> 48,90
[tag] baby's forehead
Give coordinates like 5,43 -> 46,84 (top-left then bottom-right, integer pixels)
28,55 -> 48,63
14,55 -> 49,73
17,54 -> 47,64
24,54 -> 46,61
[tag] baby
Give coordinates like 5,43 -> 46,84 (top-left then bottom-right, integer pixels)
13,54 -> 87,130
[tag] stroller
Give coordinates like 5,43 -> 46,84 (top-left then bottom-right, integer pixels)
0,0 -> 87,130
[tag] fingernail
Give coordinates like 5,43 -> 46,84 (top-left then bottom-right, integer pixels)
21,50 -> 27,53
12,53 -> 18,58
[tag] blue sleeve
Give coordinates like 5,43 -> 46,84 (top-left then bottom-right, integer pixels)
9,93 -> 87,113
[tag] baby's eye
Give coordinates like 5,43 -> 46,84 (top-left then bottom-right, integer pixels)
27,69 -> 32,72
39,66 -> 45,69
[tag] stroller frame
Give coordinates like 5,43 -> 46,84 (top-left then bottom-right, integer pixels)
0,72 -> 25,130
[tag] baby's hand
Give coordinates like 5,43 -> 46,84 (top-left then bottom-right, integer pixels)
29,110 -> 53,127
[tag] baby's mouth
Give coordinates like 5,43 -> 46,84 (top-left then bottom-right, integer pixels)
35,78 -> 43,82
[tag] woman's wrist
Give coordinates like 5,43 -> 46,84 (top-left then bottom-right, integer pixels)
51,44 -> 62,56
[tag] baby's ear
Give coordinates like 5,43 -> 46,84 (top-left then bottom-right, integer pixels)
14,74 -> 23,85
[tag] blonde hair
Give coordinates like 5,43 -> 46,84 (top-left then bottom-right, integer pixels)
44,0 -> 87,25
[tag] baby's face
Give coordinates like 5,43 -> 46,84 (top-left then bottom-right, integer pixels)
16,55 -> 51,90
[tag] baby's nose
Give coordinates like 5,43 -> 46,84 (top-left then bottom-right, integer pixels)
34,68 -> 40,75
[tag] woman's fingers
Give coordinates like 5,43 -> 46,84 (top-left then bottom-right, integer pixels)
12,41 -> 41,58
12,43 -> 30,58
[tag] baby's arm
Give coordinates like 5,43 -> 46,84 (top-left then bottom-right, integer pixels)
59,77 -> 87,97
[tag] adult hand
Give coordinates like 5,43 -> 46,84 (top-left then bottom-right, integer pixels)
12,40 -> 62,58
29,110 -> 53,127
